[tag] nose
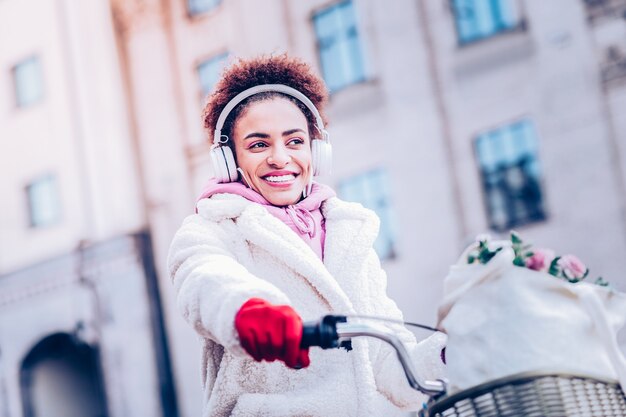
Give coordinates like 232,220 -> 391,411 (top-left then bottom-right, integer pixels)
267,144 -> 291,167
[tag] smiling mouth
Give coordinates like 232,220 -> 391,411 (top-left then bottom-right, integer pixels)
262,174 -> 298,183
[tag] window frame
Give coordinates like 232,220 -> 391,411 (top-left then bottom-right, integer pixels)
583,0 -> 626,25
12,55 -> 44,108
186,0 -> 222,17
25,174 -> 62,228
312,0 -> 367,94
337,168 -> 397,260
473,119 -> 547,232
196,51 -> 229,100
450,0 -> 526,46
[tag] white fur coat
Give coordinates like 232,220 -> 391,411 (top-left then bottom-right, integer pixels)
167,193 -> 446,417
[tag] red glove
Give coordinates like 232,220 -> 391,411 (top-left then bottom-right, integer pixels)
235,298 -> 310,369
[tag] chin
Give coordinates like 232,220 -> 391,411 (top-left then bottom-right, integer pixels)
265,190 -> 304,207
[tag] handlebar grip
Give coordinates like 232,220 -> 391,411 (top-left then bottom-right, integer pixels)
300,322 -> 322,349
300,315 -> 347,349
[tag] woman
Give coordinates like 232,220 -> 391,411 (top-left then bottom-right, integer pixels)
168,55 -> 446,417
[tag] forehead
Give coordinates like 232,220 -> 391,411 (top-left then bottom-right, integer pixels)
235,97 -> 308,129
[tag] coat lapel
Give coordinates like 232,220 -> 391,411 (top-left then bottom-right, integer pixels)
322,198 -> 380,298
235,201 -> 355,313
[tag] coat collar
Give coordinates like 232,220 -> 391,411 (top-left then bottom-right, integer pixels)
196,195 -> 379,313
322,198 -> 380,294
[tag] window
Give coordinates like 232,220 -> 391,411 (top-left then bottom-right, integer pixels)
26,175 -> 61,227
197,52 -> 228,98
451,0 -> 522,44
584,0 -> 626,24
474,120 -> 546,232
13,56 -> 44,107
601,45 -> 626,88
187,0 -> 221,16
313,0 -> 366,92
338,169 -> 396,260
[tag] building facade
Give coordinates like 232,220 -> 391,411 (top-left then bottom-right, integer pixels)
1,0 -> 625,416
0,0 -> 178,415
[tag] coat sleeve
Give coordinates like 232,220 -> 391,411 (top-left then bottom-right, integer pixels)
167,213 -> 291,356
363,249 -> 447,409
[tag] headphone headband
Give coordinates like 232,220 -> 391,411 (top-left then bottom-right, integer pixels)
213,84 -> 328,145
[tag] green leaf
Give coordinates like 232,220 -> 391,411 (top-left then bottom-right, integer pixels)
477,246 -> 501,264
548,256 -> 561,277
513,256 -> 526,267
510,231 -> 522,245
595,276 -> 610,287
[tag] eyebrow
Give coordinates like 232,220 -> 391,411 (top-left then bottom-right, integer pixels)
243,128 -> 307,140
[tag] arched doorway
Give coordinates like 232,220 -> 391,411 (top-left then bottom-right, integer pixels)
20,333 -> 108,417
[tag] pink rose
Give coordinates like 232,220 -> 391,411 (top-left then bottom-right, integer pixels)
557,254 -> 587,280
525,248 -> 555,272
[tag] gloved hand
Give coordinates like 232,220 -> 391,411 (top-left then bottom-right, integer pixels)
235,298 -> 310,369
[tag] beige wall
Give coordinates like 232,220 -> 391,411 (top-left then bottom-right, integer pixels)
0,0 -> 145,273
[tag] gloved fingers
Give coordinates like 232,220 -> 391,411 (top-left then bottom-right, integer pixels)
254,325 -> 278,362
283,313 -> 303,368
263,328 -> 280,362
296,348 -> 310,369
240,328 -> 262,362
257,309 -> 283,362
234,298 -> 309,368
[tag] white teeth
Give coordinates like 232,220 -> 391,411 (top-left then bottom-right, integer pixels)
264,174 -> 296,183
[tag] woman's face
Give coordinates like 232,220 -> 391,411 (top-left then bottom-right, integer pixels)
232,97 -> 312,206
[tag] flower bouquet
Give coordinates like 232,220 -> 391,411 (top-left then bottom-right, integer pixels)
437,232 -> 626,392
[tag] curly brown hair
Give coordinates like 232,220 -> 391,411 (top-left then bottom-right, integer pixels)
203,54 -> 329,145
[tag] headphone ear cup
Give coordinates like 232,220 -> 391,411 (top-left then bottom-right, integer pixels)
210,145 -> 238,183
311,139 -> 332,177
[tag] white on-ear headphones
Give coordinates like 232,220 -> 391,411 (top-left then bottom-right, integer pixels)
209,84 -> 332,184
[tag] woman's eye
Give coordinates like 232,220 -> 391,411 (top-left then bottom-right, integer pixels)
288,138 -> 305,146
249,142 -> 268,149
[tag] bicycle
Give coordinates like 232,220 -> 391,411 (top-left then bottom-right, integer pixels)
301,315 -> 626,417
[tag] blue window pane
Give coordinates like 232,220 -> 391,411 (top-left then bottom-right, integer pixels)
188,0 -> 221,15
513,121 -> 538,159
198,53 -> 228,97
313,1 -> 365,92
453,0 -> 521,44
338,169 -> 396,260
315,7 -> 340,40
498,0 -> 520,27
476,133 -> 497,171
13,56 -> 44,107
498,127 -> 519,166
27,175 -> 61,227
475,0 -> 498,36
454,0 -> 477,41
474,119 -> 545,231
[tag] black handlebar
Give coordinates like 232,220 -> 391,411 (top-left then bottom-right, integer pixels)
300,315 -> 351,350
300,314 -> 447,396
